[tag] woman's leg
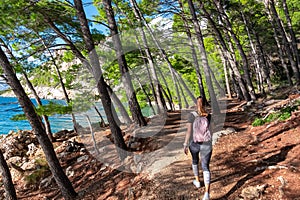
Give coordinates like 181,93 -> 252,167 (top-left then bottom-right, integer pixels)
189,142 -> 201,185
200,142 -> 212,199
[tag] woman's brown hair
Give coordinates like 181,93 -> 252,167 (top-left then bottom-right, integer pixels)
196,96 -> 208,117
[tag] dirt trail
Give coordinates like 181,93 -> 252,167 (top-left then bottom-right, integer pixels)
134,98 -> 300,200
4,92 -> 300,200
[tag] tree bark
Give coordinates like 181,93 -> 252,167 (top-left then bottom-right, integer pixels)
217,46 -> 232,98
267,0 -> 300,83
240,11 -> 271,92
178,0 -> 207,103
0,47 -> 77,200
74,0 -> 127,160
0,39 -> 54,141
0,149 -> 17,200
281,0 -> 300,71
264,0 -> 293,85
104,81 -> 132,125
199,1 -> 250,101
214,0 -> 256,100
43,44 -> 78,133
130,0 -> 179,110
252,28 -> 273,91
187,0 -> 220,114
103,0 -> 147,126
128,0 -> 166,114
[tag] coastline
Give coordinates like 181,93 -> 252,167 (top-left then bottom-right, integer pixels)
0,87 -> 68,100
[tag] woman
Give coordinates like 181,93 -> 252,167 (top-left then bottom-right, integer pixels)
183,96 -> 212,200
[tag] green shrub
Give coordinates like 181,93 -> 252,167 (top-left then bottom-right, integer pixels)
265,113 -> 281,123
252,104 -> 299,127
279,112 -> 291,120
252,118 -> 265,127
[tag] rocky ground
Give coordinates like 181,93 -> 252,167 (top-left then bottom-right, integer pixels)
0,86 -> 300,200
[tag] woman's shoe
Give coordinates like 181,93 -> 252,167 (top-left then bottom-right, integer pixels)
202,192 -> 210,200
193,180 -> 201,188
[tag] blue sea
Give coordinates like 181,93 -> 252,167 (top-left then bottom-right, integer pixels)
0,96 -> 105,135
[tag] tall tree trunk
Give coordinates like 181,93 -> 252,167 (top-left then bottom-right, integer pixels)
0,149 -> 17,200
0,48 -> 77,199
199,1 -> 250,101
252,28 -> 273,91
103,0 -> 146,127
230,68 -> 244,100
173,69 -> 197,104
94,106 -> 106,127
214,0 -> 256,100
281,0 -> 300,71
178,0 -> 206,101
104,81 -> 132,125
45,14 -> 130,131
128,0 -> 165,114
240,11 -> 271,93
131,73 -> 156,115
218,46 -> 232,98
264,0 -> 293,85
208,67 -> 226,97
130,0 -> 179,110
156,65 -> 175,110
74,0 -> 127,160
187,0 -> 220,114
0,39 -> 54,141
266,0 -> 300,83
177,75 -> 189,108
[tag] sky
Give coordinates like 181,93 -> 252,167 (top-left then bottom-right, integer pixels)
83,0 -> 107,33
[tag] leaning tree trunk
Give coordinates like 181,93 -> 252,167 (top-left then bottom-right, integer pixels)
0,149 -> 17,200
217,45 -> 232,98
0,39 -> 54,141
176,75 -> 189,108
156,65 -> 176,110
241,13 -> 266,93
130,0 -> 179,110
267,0 -> 300,83
134,36 -> 159,114
214,0 -> 256,100
128,0 -> 165,114
45,0 -> 127,159
178,0 -> 207,103
74,0 -> 127,160
252,28 -> 273,91
264,0 -> 293,85
208,67 -> 226,97
282,0 -> 300,71
131,73 -> 156,115
187,0 -> 220,114
104,81 -> 132,125
103,0 -> 146,127
173,69 -> 197,104
199,1 -> 250,101
0,47 -> 77,200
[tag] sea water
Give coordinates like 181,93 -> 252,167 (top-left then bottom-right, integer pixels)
0,96 -> 105,135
